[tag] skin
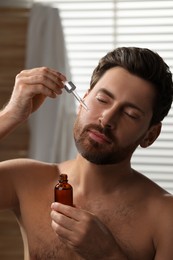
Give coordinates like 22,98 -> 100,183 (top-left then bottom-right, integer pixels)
0,66 -> 173,260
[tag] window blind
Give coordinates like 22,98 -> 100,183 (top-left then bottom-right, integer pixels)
35,0 -> 173,194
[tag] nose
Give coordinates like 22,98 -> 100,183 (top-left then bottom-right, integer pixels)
98,107 -> 119,129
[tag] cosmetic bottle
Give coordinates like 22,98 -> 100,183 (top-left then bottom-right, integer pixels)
55,174 -> 73,206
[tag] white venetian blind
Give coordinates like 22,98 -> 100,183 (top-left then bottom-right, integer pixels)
34,0 -> 173,193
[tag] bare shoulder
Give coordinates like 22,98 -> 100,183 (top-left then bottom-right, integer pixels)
0,158 -> 56,210
0,158 -> 60,187
132,170 -> 173,221
151,193 -> 173,259
153,192 -> 173,224
135,171 -> 173,259
153,192 -> 173,220
0,157 -> 56,174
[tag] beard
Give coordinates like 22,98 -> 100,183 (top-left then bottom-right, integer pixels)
73,117 -> 140,165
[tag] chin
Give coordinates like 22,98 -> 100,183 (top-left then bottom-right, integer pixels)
80,151 -> 124,165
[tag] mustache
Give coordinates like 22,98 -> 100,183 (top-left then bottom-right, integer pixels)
81,123 -> 115,142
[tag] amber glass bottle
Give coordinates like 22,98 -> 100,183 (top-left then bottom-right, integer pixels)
55,174 -> 73,206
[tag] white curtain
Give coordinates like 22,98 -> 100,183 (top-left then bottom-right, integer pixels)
26,3 -> 77,163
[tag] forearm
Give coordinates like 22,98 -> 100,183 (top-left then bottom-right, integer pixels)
0,105 -> 23,139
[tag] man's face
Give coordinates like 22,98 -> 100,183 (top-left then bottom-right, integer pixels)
73,67 -> 156,165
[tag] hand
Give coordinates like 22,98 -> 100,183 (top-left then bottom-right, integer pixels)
50,202 -> 124,260
4,67 -> 66,123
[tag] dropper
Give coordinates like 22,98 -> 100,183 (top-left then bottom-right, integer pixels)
64,81 -> 89,111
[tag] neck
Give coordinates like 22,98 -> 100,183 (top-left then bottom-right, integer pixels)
70,154 -> 133,196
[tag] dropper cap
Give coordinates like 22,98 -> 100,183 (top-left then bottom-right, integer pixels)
59,174 -> 68,182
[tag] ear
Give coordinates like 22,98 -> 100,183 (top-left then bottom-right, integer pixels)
140,122 -> 162,148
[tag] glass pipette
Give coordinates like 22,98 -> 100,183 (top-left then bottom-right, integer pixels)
64,81 -> 89,111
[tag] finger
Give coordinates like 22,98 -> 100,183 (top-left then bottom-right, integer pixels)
15,80 -> 61,99
19,67 -> 66,82
51,218 -> 81,250
50,210 -> 75,231
27,75 -> 64,95
17,67 -> 66,92
16,68 -> 64,87
16,74 -> 63,97
51,202 -> 82,221
51,219 -> 68,237
51,219 -> 73,241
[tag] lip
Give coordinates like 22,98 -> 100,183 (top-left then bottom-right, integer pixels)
88,129 -> 111,144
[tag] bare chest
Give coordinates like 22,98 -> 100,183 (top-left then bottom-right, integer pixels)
19,191 -> 154,260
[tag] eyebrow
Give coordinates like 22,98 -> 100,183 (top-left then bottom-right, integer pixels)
97,88 -> 145,115
97,88 -> 115,99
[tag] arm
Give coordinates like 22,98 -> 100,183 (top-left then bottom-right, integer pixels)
51,202 -> 128,260
153,195 -> 173,260
0,67 -> 66,139
0,67 -> 66,210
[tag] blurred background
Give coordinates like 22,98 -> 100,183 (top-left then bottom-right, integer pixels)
0,0 -> 173,259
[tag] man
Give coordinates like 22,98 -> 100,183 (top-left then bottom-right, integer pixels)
0,47 -> 173,259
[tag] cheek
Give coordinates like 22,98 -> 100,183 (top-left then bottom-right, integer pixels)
118,124 -> 147,147
79,98 -> 99,121
84,95 -> 96,110
81,109 -> 96,123
86,99 -> 102,120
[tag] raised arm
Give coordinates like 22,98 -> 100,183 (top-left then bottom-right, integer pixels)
0,67 -> 66,211
0,67 -> 66,139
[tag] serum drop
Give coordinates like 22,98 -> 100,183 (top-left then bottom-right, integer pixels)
54,174 -> 73,206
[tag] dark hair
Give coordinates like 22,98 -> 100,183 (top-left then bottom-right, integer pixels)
90,47 -> 173,125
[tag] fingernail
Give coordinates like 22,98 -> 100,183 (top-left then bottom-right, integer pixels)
51,202 -> 58,209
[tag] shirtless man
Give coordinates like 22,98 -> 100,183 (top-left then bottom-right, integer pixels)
0,47 -> 173,260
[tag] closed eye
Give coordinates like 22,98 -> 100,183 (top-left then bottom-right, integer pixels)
95,89 -> 113,104
96,97 -> 107,103
124,111 -> 140,120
